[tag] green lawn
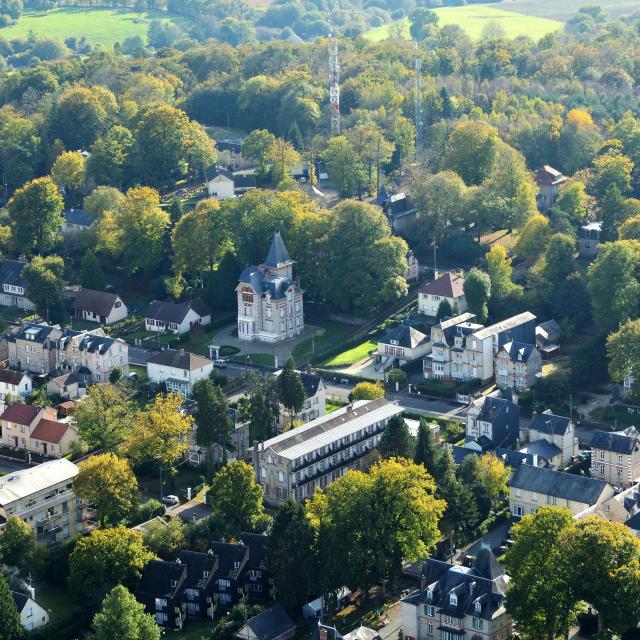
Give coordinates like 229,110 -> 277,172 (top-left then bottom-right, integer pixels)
292,320 -> 358,366
229,352 -> 275,367
320,339 -> 377,368
0,7 -> 191,48
164,619 -> 215,640
206,125 -> 248,140
326,398 -> 348,413
365,6 -> 563,41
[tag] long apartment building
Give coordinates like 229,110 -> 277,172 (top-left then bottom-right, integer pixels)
0,458 -> 94,547
252,398 -> 404,505
424,312 -> 536,382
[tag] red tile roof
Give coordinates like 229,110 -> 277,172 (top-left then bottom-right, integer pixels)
0,404 -> 39,425
418,272 -> 465,299
30,418 -> 70,444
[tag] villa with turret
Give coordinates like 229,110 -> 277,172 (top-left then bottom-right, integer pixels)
236,233 -> 304,343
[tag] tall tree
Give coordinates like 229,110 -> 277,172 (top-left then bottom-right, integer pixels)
88,125 -> 136,188
515,213 -> 551,262
241,129 -> 277,177
505,507 -> 578,640
413,420 -> 439,474
68,526 -> 153,600
193,378 -> 232,462
0,515 -> 34,570
209,460 -> 265,535
121,393 -> 193,469
486,245 -> 520,299
266,137 -> 300,184
266,499 -> 315,611
0,573 -> 25,640
97,186 -> 169,275
239,373 -> 280,442
7,176 -> 63,255
322,136 -> 366,198
378,415 -> 413,459
74,384 -> 135,452
277,357 -> 305,427
607,319 -> 640,395
73,453 -> 139,527
80,250 -> 106,290
22,255 -> 64,319
142,518 -> 186,561
51,150 -> 87,202
463,268 -> 491,323
93,585 -> 161,640
442,120 -> 500,185
83,186 -> 125,219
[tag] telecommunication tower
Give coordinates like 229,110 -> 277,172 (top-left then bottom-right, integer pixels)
414,41 -> 423,151
329,35 -> 340,136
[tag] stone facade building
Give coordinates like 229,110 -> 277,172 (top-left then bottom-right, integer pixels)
237,233 -> 304,343
590,427 -> 640,489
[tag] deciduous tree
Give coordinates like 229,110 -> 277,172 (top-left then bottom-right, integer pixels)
351,382 -> 384,401
463,268 -> 491,322
51,150 -> 86,196
22,255 -> 64,319
142,518 -> 186,561
0,573 -> 24,640
607,319 -> 640,394
0,515 -> 34,570
515,213 -> 551,262
277,357 -> 305,427
378,415 -> 413,459
73,453 -> 139,527
88,125 -> 136,188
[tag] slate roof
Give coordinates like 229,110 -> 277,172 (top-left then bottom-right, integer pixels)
148,349 -> 212,371
0,403 -> 39,425
404,547 -> 508,621
471,312 -> 536,342
0,260 -> 27,291
177,550 -> 217,590
11,591 -> 28,612
500,341 -> 536,363
77,332 -> 117,355
300,372 -> 322,397
591,430 -> 639,455
529,409 -> 572,437
239,532 -> 268,570
625,511 -> 640,531
452,445 -> 535,468
476,396 -> 520,448
264,232 -> 291,267
146,298 -> 210,324
62,209 -> 92,227
519,439 -> 562,461
210,540 -> 249,577
211,167 -> 234,181
235,605 -> 295,640
419,272 -> 465,299
30,418 -> 71,444
379,325 -> 428,349
49,372 -> 80,389
0,369 -> 28,385
510,464 -> 608,504
137,559 -> 186,598
73,289 -> 123,316
10,323 -> 60,344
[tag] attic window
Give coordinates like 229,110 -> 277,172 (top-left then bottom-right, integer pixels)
171,580 -> 177,588
450,593 -> 457,606
426,589 -> 433,601
475,600 -> 481,613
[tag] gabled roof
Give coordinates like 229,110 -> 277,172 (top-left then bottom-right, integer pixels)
30,418 -> 73,444
510,464 -> 609,504
519,439 -> 562,461
500,341 -> 537,363
0,403 -> 40,425
471,312 -> 537,342
145,298 -> 210,324
11,591 -> 29,613
300,372 -> 322,397
591,430 -> 639,455
177,549 -> 217,590
210,167 -> 234,182
380,324 -> 428,349
137,559 -> 186,598
235,605 -> 295,640
77,332 -> 117,355
73,288 -> 123,316
210,540 -> 249,577
263,232 -> 291,268
529,409 -> 572,437
147,349 -> 212,371
239,532 -> 268,570
0,458 -> 78,505
0,260 -> 27,290
0,369 -> 29,385
49,372 -> 80,389
535,165 -> 568,186
10,323 -> 61,344
418,272 -> 465,299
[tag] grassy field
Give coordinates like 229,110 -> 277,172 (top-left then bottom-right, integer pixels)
206,125 -> 248,140
491,0 -> 639,21
365,6 -> 563,42
320,339 -> 377,367
292,320 -> 357,366
0,8 -> 190,48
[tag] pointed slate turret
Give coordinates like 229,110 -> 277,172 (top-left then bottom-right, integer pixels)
263,232 -> 291,268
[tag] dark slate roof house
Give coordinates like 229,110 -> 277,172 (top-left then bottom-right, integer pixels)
72,288 -> 127,325
0,260 -> 33,308
591,430 -> 639,455
419,272 -> 466,299
471,395 -> 520,449
177,549 -> 218,619
379,325 -> 429,350
529,410 -> 573,437
136,559 -> 187,629
147,349 -> 212,371
234,605 -> 295,640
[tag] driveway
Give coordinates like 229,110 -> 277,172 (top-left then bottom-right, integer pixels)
379,601 -> 403,640
128,345 -> 158,366
0,457 -> 30,474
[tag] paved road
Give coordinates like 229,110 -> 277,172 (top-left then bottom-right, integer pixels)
379,601 -> 403,640
128,345 -> 157,366
389,392 -> 467,422
0,457 -> 30,474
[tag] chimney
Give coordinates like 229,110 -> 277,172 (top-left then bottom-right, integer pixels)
469,581 -> 476,597
420,574 -> 427,592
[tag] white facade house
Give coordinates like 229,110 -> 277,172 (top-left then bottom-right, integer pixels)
494,341 -> 542,391
237,233 -> 304,343
253,398 -> 403,506
207,169 -> 236,199
0,260 -> 36,311
522,409 -> 577,468
146,349 -> 214,397
0,369 -> 32,407
145,299 -> 211,335
417,272 -> 467,317
378,324 -> 430,368
12,591 -> 49,631
72,288 -> 128,325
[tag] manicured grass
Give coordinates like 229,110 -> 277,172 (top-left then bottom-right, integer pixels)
292,320 -> 358,366
320,340 -> 377,368
164,620 -> 215,640
326,398 -> 348,414
36,583 -> 84,624
0,7 -> 191,48
230,352 -> 275,367
365,6 -> 562,42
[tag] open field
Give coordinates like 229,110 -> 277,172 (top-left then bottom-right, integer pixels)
365,6 -> 563,42
0,8 -> 189,48
320,339 -> 377,367
492,0 -> 639,21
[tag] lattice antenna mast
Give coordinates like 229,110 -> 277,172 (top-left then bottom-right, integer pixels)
329,35 -> 341,136
414,40 -> 423,151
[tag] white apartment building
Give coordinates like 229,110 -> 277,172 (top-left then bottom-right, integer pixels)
147,349 -> 214,397
252,398 -> 404,506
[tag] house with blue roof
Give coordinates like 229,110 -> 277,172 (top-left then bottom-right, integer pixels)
236,232 -> 304,343
60,208 -> 94,234
0,259 -> 36,311
495,340 -> 542,391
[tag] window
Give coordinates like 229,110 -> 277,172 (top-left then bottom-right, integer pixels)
234,561 -> 240,570
472,618 -> 484,631
600,450 -> 605,459
425,605 -> 434,617
618,454 -> 624,463
156,612 -> 168,624
532,492 -> 538,502
546,495 -> 557,505
474,601 -> 481,614
260,467 -> 266,479
514,505 -> 524,516
203,571 -> 210,578
566,499 -> 571,508
218,579 -> 231,590
449,593 -> 457,606
427,623 -> 434,637
277,471 -> 284,483
426,589 -> 433,601
154,598 -> 167,610
242,293 -> 253,303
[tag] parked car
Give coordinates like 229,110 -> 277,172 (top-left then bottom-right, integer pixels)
214,358 -> 227,368
162,495 -> 180,506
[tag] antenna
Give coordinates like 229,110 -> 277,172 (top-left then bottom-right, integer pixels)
329,35 -> 340,136
414,40 -> 423,151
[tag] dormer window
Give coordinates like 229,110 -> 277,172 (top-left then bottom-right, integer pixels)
426,589 -> 433,601
450,593 -> 457,606
234,561 -> 240,570
475,600 -> 481,613
171,580 -> 177,588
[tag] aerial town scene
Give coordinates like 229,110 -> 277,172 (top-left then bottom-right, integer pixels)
0,0 -> 639,638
